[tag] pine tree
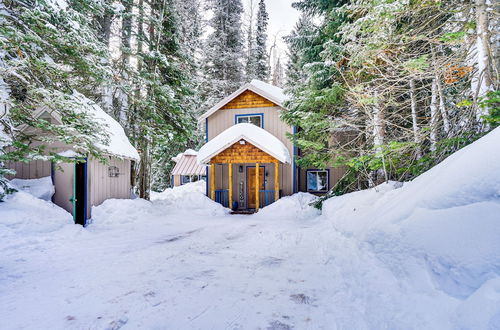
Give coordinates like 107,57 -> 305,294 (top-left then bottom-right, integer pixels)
0,0 -> 113,199
253,0 -> 269,81
203,0 -> 245,104
132,0 -> 195,197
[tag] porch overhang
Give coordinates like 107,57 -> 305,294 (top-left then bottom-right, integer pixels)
197,123 -> 291,165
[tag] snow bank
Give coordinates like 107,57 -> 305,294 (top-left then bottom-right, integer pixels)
0,190 -> 73,237
322,127 -> 500,320
10,176 -> 55,201
197,123 -> 291,164
151,180 -> 206,200
92,181 -> 228,227
153,181 -> 228,217
254,192 -> 320,221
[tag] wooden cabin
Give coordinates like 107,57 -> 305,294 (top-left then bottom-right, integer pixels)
171,149 -> 206,187
5,94 -> 139,225
198,80 -> 347,212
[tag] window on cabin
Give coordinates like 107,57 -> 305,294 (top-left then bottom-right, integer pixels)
306,170 -> 329,192
236,114 -> 263,128
182,175 -> 191,184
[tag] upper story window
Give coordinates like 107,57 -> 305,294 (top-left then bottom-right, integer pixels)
235,113 -> 264,128
306,170 -> 329,192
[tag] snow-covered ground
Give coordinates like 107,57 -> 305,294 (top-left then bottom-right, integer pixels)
1,128 -> 500,329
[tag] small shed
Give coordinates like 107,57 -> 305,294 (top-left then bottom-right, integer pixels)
5,92 -> 140,225
171,149 -> 206,186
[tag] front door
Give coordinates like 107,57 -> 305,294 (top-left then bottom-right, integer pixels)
247,167 -> 265,209
73,161 -> 87,225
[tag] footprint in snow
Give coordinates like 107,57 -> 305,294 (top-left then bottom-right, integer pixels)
290,293 -> 311,305
267,320 -> 293,330
259,257 -> 283,267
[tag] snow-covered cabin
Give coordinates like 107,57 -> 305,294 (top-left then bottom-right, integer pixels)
170,149 -> 206,187
5,93 -> 139,225
198,80 -> 347,212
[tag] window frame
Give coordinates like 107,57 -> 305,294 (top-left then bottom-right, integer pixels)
234,113 -> 264,128
181,175 -> 191,185
306,169 -> 330,193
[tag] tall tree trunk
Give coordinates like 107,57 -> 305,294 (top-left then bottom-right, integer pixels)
119,0 -> 133,130
473,0 -> 493,123
97,4 -> 114,114
371,92 -> 387,184
429,79 -> 438,152
409,79 -> 421,158
436,77 -> 450,135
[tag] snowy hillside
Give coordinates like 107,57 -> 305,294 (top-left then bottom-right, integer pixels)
0,128 -> 499,329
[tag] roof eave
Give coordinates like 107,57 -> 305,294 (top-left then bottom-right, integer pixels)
197,84 -> 285,124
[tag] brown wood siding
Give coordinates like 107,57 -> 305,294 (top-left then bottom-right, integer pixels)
211,141 -> 277,164
207,105 -> 293,196
221,90 -> 276,109
173,175 -> 181,186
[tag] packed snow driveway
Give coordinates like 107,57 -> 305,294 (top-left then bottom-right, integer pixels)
0,192 -> 488,329
2,128 -> 500,329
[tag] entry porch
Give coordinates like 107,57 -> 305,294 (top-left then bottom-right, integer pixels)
197,123 -> 292,212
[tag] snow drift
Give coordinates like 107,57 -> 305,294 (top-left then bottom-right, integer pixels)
323,127 -> 500,327
10,176 -> 55,201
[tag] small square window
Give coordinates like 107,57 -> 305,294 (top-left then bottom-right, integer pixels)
306,170 -> 329,192
236,114 -> 263,128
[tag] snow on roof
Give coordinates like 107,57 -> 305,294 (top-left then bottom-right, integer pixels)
198,80 -> 288,123
249,79 -> 287,104
172,149 -> 198,163
70,92 -> 139,161
197,123 -> 291,165
171,153 -> 206,176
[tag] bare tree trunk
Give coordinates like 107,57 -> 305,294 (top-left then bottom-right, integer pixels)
430,79 -> 438,152
371,92 -> 387,184
436,77 -> 450,134
473,0 -> 493,123
409,79 -> 421,158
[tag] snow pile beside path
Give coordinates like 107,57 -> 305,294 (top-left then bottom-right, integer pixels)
0,190 -> 73,237
93,181 -> 227,226
10,176 -> 55,201
154,181 -> 228,217
254,192 -> 320,220
151,180 -> 205,201
323,127 -> 500,326
91,198 -> 154,227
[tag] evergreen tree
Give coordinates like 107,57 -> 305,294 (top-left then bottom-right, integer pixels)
202,0 -> 245,104
253,0 -> 269,81
0,0 -> 113,199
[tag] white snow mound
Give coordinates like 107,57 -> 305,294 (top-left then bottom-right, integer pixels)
0,190 -> 74,237
254,192 -> 320,220
10,176 -> 55,201
323,127 -> 500,308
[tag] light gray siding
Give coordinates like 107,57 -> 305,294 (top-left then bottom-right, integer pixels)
207,106 -> 294,196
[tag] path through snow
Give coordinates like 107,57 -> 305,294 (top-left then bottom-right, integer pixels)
2,195 -> 459,329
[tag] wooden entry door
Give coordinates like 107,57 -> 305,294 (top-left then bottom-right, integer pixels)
247,167 -> 265,209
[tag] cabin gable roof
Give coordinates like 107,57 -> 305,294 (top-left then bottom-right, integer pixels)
198,80 -> 287,123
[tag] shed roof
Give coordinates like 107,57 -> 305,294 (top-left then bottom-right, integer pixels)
171,153 -> 206,176
198,80 -> 288,123
29,91 -> 140,161
197,123 -> 291,165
